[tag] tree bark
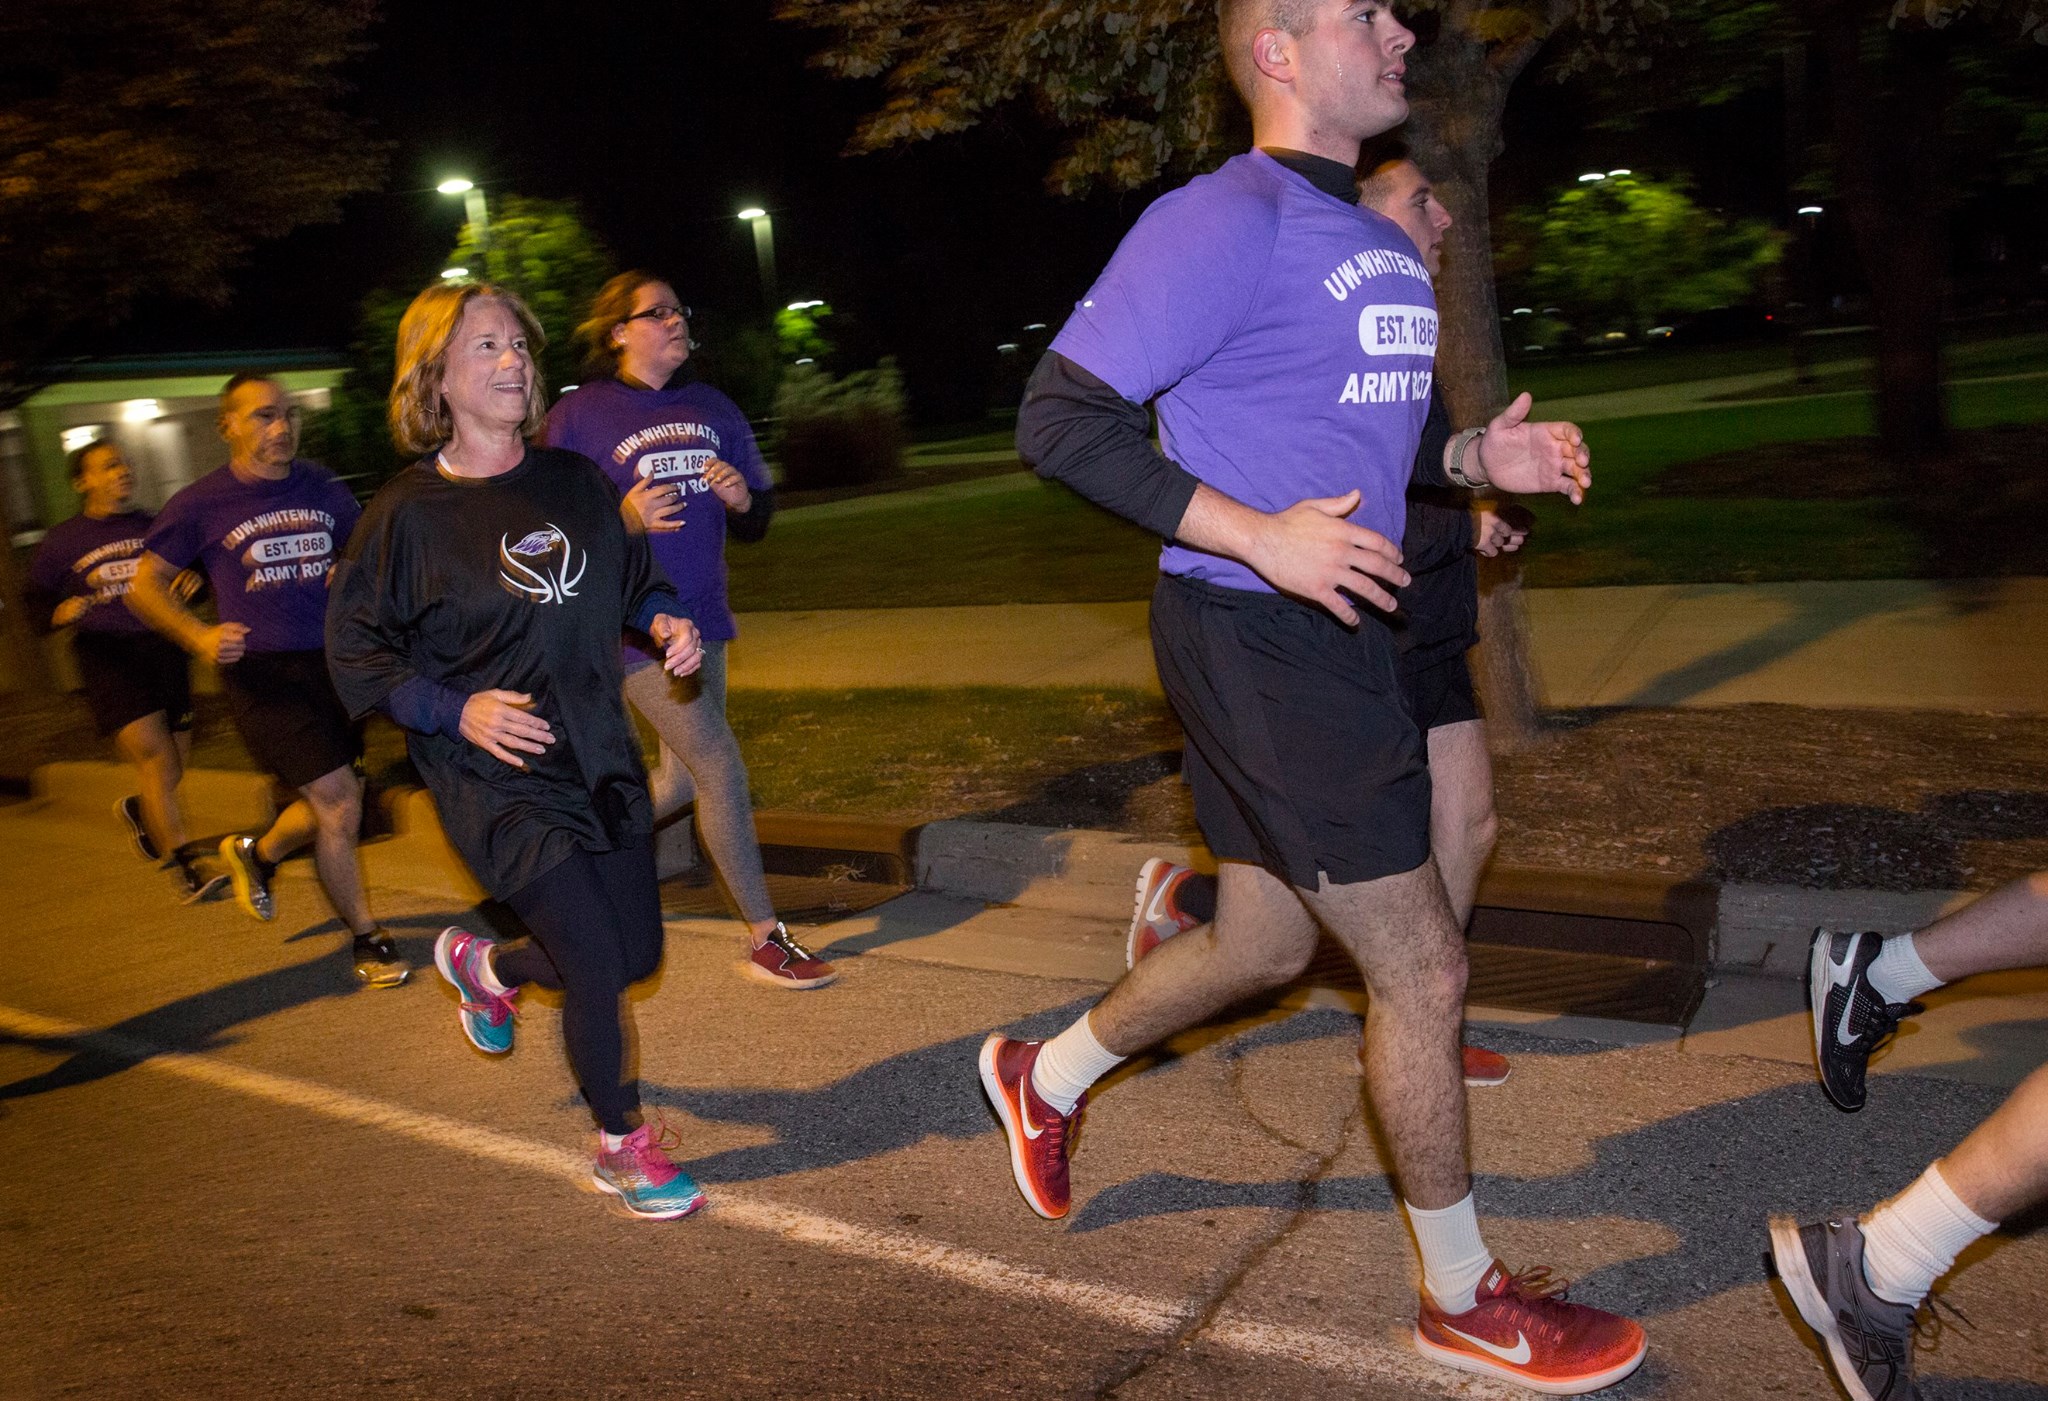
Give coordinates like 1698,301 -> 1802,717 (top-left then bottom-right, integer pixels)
1404,7 -> 1557,751
1821,6 -> 1951,464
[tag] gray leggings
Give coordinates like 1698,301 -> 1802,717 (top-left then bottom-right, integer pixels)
621,642 -> 774,926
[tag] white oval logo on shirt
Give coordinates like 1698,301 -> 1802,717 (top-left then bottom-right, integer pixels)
1356,305 -> 1439,358
244,530 -> 333,565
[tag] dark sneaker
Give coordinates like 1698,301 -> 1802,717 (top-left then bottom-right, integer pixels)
174,856 -> 230,905
978,1033 -> 1084,1220
1768,1216 -> 1919,1401
352,931 -> 410,988
1414,1260 -> 1647,1394
742,923 -> 837,989
1126,858 -> 1201,969
434,926 -> 516,1053
592,1122 -> 706,1219
219,835 -> 276,921
1809,930 -> 1923,1112
116,796 -> 159,862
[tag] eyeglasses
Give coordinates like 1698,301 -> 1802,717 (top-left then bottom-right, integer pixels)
623,304 -> 691,325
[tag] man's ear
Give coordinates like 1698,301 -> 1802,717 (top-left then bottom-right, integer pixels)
1250,26 -> 1295,85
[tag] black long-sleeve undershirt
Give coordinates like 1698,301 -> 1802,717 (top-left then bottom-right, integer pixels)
727,487 -> 774,544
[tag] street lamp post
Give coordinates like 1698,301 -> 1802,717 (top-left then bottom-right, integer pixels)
738,207 -> 778,313
438,177 -> 491,254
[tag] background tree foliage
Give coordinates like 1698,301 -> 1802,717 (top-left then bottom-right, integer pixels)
0,0 -> 385,413
1507,173 -> 1783,336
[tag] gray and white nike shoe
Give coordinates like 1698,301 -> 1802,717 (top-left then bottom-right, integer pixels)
1768,1215 -> 1919,1401
1808,929 -> 1922,1112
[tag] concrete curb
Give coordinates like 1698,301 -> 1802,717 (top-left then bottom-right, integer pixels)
24,763 -> 1982,977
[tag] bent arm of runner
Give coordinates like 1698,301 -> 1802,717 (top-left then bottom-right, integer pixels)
128,551 -> 245,662
1019,351 -> 1407,625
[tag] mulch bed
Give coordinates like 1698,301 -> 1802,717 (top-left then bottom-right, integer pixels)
1644,426 -> 2048,577
5,690 -> 2042,895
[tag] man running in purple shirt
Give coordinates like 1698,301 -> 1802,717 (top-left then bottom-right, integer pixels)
26,441 -> 222,901
128,373 -> 406,987
977,2 -> 1642,1392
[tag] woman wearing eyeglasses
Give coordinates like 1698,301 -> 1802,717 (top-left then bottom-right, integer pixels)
545,272 -> 837,991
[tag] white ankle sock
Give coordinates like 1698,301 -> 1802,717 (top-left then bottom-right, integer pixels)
1860,1162 -> 1996,1305
1406,1194 -> 1495,1314
476,945 -> 511,997
599,1129 -> 630,1152
1868,932 -> 1941,1004
1031,1015 -> 1123,1114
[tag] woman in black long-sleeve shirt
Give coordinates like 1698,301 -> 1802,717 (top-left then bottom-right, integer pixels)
326,280 -> 708,1220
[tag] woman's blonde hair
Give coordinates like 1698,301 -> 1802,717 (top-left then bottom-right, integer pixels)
388,281 -> 549,456
573,269 -> 666,379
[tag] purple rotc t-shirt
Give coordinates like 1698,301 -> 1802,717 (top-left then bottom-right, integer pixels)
26,510 -> 155,635
543,377 -> 771,658
144,459 -> 361,653
1051,149 -> 1438,593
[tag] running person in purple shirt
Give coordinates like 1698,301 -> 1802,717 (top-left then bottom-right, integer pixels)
127,374 -> 406,987
545,272 -> 836,990
26,441 -> 222,901
978,2 -> 1641,1392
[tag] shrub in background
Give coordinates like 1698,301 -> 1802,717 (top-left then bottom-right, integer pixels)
772,358 -> 907,490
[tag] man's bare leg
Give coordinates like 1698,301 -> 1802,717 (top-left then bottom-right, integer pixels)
297,764 -> 375,936
113,712 -> 188,857
1909,872 -> 2048,985
1424,720 -> 1495,930
255,798 -> 319,867
1088,861 -> 1321,1056
1298,859 -> 1470,1209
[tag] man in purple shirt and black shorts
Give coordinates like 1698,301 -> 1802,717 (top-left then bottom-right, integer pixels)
128,373 -> 407,988
976,2 -> 1644,1391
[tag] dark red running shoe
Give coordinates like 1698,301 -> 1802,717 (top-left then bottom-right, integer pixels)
978,1034 -> 1084,1220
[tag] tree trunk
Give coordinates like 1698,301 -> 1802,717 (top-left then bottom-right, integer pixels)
1405,10 -> 1553,751
1821,7 -> 1951,464
0,497 -> 53,694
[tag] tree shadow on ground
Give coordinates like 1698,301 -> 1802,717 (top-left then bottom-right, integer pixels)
1704,789 -> 2048,889
965,749 -> 1185,834
0,917 -> 452,1107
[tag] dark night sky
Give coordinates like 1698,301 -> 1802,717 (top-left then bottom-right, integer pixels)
100,2 -> 1897,418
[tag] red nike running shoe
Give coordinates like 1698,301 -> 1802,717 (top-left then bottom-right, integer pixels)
1414,1260 -> 1646,1394
978,1034 -> 1084,1220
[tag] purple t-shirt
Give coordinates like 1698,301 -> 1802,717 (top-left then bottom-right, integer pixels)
26,509 -> 155,635
543,376 -> 771,657
144,459 -> 361,653
1051,150 -> 1438,592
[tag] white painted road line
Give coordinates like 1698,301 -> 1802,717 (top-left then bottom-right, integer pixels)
0,1003 -> 1522,1399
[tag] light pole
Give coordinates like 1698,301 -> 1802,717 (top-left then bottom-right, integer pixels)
438,177 -> 491,254
738,207 -> 778,313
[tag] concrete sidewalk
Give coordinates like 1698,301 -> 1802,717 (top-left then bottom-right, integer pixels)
728,576 -> 2048,712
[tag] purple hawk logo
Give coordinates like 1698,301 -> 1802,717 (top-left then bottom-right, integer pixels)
498,522 -> 584,605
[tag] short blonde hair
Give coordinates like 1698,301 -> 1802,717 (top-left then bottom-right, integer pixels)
388,281 -> 549,457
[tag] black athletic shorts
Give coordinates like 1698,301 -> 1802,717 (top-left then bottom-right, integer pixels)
1400,650 -> 1481,734
72,630 -> 194,738
219,648 -> 361,790
1151,573 -> 1432,890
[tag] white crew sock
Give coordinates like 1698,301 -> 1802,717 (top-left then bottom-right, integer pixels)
1860,1162 -> 1997,1306
1406,1194 -> 1495,1315
1868,932 -> 1942,1005
598,1129 -> 631,1153
1031,1015 -> 1123,1115
476,945 -> 512,997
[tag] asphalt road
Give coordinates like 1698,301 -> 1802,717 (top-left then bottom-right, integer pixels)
2,801 -> 2044,1400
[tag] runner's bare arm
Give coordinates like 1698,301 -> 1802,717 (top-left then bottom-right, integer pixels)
1454,393 -> 1591,503
127,551 -> 246,663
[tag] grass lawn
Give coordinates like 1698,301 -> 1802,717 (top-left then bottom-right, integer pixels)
727,371 -> 2048,608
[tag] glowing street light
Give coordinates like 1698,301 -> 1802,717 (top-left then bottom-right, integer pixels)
439,175 -> 490,250
739,206 -> 778,311
1798,205 -> 1824,216
786,299 -> 825,312
441,267 -> 469,280
1578,172 -> 1606,183
1607,168 -> 1632,177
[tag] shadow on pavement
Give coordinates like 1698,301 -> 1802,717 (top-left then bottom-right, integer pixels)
1705,790 -> 2048,890
0,917 -> 452,1106
1617,585 -> 1899,707
651,998 -> 1093,1184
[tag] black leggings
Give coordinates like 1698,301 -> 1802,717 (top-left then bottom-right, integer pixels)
498,840 -> 664,1134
